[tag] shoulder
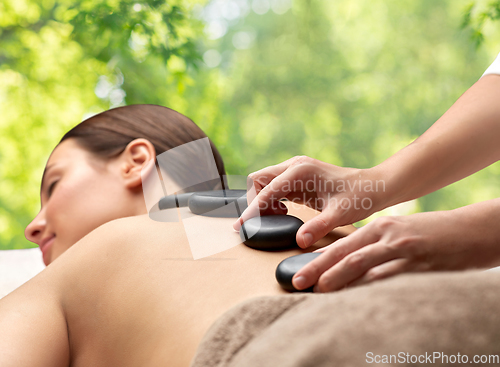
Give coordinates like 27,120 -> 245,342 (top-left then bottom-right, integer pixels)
51,213 -> 187,279
90,213 -> 184,244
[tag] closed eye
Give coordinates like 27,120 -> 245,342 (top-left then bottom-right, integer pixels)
48,180 -> 58,197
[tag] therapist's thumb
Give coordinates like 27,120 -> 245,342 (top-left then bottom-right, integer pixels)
296,210 -> 339,248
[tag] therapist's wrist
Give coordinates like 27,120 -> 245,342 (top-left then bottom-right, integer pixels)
363,165 -> 399,214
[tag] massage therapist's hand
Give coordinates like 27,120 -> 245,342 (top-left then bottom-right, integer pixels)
235,76 -> 500,247
293,199 -> 500,292
234,156 -> 386,248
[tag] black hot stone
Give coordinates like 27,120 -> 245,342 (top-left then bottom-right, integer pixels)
188,189 -> 247,217
158,192 -> 194,210
275,252 -> 322,292
240,215 -> 304,251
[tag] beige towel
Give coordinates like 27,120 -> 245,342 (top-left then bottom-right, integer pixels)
191,270 -> 500,366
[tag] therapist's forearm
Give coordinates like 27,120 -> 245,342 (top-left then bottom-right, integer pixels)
370,74 -> 500,209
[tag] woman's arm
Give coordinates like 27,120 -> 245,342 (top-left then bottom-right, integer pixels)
0,268 -> 70,367
0,218 -> 127,367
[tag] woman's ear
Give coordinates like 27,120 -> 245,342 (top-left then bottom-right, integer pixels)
120,138 -> 157,190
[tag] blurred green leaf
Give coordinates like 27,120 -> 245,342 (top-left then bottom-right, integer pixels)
461,0 -> 500,47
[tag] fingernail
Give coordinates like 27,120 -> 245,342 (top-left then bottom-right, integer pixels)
302,233 -> 313,247
293,275 -> 307,290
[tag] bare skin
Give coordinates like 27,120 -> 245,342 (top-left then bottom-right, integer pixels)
1,203 -> 354,367
12,133 -> 350,366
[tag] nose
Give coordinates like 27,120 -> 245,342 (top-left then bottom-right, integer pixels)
25,209 -> 47,246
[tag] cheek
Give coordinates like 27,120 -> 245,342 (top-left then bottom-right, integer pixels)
45,183 -> 90,259
47,180 -> 95,225
46,178 -> 109,254
46,173 -> 126,262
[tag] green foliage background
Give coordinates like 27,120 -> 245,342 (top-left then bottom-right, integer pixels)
1,0 -> 499,249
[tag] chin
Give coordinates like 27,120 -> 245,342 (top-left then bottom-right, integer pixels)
42,254 -> 51,267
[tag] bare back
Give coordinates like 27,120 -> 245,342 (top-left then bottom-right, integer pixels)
0,204 -> 354,367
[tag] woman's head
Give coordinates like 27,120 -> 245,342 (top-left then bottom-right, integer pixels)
25,104 -> 225,266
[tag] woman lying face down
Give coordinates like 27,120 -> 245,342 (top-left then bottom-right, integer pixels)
25,104 -> 226,265
0,104 -> 353,367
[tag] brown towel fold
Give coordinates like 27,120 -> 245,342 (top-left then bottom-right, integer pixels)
191,270 -> 500,367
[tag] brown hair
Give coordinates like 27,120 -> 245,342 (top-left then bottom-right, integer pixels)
59,104 -> 226,192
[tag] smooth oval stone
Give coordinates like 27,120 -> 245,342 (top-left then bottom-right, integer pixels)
276,252 -> 322,292
158,192 -> 195,210
188,189 -> 247,217
240,215 -> 304,251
